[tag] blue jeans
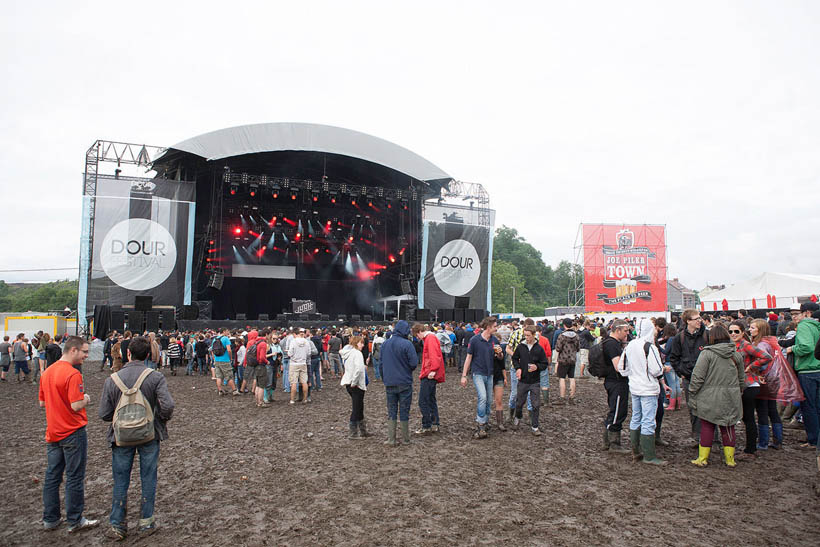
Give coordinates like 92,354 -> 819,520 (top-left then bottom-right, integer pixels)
196,356 -> 207,375
236,364 -> 245,387
187,357 -> 196,375
629,394 -> 659,435
472,373 -> 493,425
385,384 -> 412,421
418,378 -> 440,428
508,367 -> 533,411
110,439 -> 160,529
372,357 -> 381,380
798,371 -> 820,446
282,357 -> 290,392
310,359 -> 322,389
43,427 -> 87,526
664,369 -> 681,398
540,368 -> 550,390
266,364 -> 277,391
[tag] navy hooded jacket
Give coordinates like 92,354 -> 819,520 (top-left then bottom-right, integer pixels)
379,320 -> 418,386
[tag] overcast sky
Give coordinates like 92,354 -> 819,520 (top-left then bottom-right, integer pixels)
1,1 -> 818,291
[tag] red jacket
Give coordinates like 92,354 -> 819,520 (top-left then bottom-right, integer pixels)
419,332 -> 445,383
245,330 -> 268,366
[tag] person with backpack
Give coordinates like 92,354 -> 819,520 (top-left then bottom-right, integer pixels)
39,336 -> 98,533
211,328 -> 238,396
243,330 -> 269,407
589,319 -> 631,454
98,336 -> 175,540
554,318 -> 581,404
618,318 -> 667,466
667,309 -> 710,447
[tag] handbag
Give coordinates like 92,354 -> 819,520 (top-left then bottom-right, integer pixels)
757,336 -> 805,402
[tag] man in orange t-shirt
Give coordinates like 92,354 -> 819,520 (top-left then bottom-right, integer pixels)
38,336 -> 99,533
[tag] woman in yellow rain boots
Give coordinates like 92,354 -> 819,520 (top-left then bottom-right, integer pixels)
686,324 -> 745,468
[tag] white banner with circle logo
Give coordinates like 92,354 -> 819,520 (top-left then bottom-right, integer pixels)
419,221 -> 491,312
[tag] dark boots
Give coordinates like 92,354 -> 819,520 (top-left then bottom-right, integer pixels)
384,420 -> 397,446
630,429 -> 643,462
640,434 -> 667,465
400,421 -> 411,444
358,419 -> 369,438
770,423 -> 783,449
607,430 -> 629,454
348,421 -> 360,439
496,410 -> 507,431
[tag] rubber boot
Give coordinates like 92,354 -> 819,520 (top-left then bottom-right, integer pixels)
608,431 -> 629,454
641,434 -> 667,466
757,425 -> 770,451
770,423 -> 783,449
496,410 -> 507,431
655,422 -> 670,446
400,421 -> 411,445
602,426 -> 611,451
384,420 -> 397,446
358,419 -> 369,438
691,445 -> 710,467
348,421 -> 360,440
667,397 -> 676,411
723,446 -> 736,467
629,429 -> 643,462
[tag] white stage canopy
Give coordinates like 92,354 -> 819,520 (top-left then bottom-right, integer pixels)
699,272 -> 820,311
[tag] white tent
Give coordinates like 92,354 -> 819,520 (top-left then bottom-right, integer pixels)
699,272 -> 820,311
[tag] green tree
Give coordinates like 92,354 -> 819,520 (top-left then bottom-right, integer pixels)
492,226 -> 552,302
0,279 -> 78,313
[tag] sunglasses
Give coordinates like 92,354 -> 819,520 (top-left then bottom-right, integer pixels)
728,329 -> 742,334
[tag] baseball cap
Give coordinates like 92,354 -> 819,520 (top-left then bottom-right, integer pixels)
800,302 -> 819,313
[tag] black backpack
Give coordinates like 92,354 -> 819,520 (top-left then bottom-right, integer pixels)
587,342 -> 610,378
211,337 -> 226,357
245,341 -> 260,366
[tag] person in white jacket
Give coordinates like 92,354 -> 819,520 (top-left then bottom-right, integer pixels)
618,318 -> 667,466
340,336 -> 369,439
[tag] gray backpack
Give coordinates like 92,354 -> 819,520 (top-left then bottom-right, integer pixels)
110,368 -> 155,446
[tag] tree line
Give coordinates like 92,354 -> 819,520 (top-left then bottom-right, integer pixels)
491,226 -> 581,316
0,280 -> 78,313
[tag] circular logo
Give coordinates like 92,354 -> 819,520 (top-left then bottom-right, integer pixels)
100,219 -> 177,291
433,239 -> 480,296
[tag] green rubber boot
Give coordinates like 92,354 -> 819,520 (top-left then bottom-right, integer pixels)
384,420 -> 397,446
400,421 -> 411,444
640,434 -> 668,466
629,429 -> 643,462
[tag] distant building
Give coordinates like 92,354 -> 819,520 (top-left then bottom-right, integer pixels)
698,283 -> 726,301
667,278 -> 697,311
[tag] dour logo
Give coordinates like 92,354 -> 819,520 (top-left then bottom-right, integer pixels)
100,219 -> 177,291
433,239 -> 480,296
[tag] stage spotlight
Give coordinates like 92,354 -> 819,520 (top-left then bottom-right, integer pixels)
233,227 -> 242,235
389,254 -> 396,263
230,183 -> 238,195
351,199 -> 357,206
291,191 -> 298,200
272,191 -> 279,199
249,183 -> 258,197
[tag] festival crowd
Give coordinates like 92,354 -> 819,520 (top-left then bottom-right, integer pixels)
13,299 -> 820,538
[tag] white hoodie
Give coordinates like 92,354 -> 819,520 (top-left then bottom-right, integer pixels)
617,318 -> 663,396
340,344 -> 367,390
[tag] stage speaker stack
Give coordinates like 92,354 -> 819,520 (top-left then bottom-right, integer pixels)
135,296 -> 153,312
258,314 -> 269,321
207,270 -> 224,290
182,305 -> 199,320
351,314 -> 361,322
414,308 -> 431,322
161,309 -> 175,331
126,311 -> 144,332
146,311 -> 160,332
111,310 -> 125,333
363,315 -> 372,322
193,301 -> 212,320
276,314 -> 288,321
236,313 -> 247,321
453,309 -> 465,323
321,314 -> 330,321
440,309 -> 454,322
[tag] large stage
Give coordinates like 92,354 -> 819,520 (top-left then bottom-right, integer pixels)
79,123 -> 493,334
177,319 -> 393,332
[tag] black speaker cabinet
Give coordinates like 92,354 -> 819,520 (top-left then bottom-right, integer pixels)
134,295 -> 153,312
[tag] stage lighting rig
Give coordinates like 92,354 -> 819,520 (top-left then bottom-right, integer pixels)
249,183 -> 258,197
229,183 -> 238,195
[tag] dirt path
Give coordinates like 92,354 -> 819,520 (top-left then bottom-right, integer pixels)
1,364 -> 818,546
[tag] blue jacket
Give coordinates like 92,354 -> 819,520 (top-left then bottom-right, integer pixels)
379,320 -> 418,386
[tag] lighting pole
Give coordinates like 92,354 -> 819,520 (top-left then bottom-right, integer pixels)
509,286 -> 516,314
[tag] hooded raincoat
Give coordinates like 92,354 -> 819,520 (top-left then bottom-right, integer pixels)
617,318 -> 664,396
688,342 -> 745,426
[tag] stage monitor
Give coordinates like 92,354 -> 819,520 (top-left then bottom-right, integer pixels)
258,314 -> 270,321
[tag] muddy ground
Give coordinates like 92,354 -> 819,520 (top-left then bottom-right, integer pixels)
1,362 -> 818,546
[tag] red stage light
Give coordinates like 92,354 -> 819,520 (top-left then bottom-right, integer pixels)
313,196 -> 318,202
249,191 -> 256,197
313,248 -> 319,254
295,233 -> 301,241
230,189 -> 236,195
209,240 -> 215,245
273,192 -> 279,199
291,194 -> 297,200
399,247 -> 406,256
270,216 -> 277,225
331,198 -> 336,203
368,201 -> 373,207
206,258 -> 211,262
387,203 -> 392,209
388,254 -> 396,263
234,227 -> 242,235
348,236 -> 354,242
351,200 -> 356,206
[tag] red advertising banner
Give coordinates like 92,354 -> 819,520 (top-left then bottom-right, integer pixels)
582,224 -> 667,312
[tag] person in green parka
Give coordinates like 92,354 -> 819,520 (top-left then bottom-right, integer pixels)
687,323 -> 745,468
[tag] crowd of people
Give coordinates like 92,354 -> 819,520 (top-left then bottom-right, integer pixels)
20,300 -> 820,538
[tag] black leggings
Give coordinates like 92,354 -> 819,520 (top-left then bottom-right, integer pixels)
346,385 -> 365,422
742,386 -> 761,453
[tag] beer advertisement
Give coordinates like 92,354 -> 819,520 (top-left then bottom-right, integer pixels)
582,224 -> 667,312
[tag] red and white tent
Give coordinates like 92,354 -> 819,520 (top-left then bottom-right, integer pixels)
699,272 -> 820,311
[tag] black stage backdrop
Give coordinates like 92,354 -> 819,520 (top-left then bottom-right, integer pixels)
209,278 -> 381,320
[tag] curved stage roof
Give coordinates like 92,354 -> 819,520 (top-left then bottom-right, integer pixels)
168,122 -> 451,184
